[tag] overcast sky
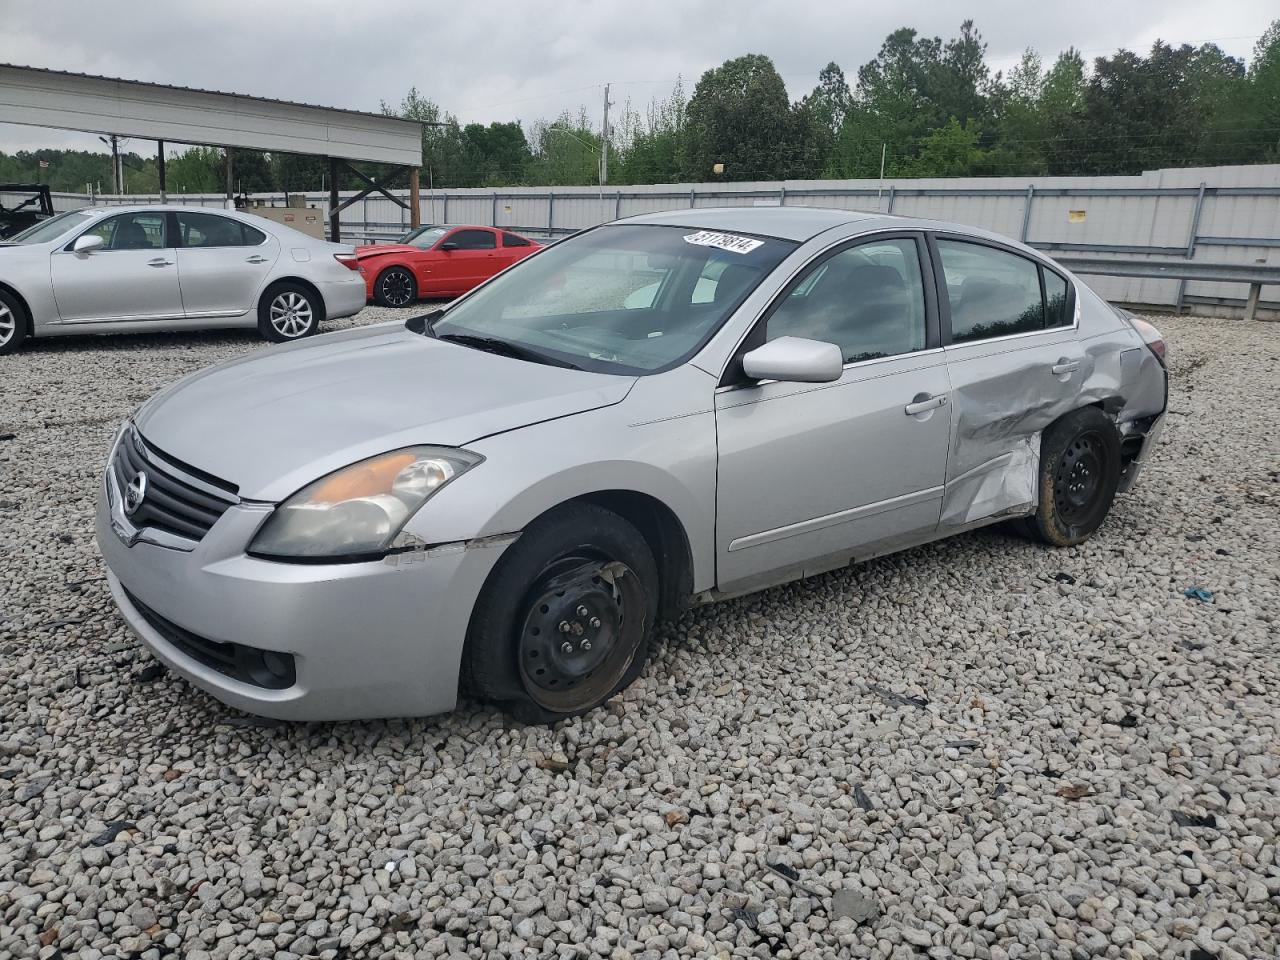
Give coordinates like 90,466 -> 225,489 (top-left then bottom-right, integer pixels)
1,0 -> 1276,155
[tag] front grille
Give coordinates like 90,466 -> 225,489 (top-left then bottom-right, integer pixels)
125,590 -> 296,690
111,430 -> 238,542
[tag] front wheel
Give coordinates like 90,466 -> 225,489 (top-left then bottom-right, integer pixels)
258,283 -> 321,342
464,503 -> 659,723
0,290 -> 29,356
1024,406 -> 1122,546
375,267 -> 417,307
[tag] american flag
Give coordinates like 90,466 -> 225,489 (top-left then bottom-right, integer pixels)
38,159 -> 49,168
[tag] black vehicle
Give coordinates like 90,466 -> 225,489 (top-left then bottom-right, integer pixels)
0,184 -> 55,240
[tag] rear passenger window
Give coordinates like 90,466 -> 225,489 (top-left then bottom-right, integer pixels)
937,240 -> 1044,342
176,212 -> 256,248
1043,269 -> 1070,328
502,232 -> 532,247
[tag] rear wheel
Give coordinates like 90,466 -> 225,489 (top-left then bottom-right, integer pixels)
1024,406 -> 1121,546
464,503 -> 659,723
0,290 -> 29,356
375,267 -> 417,307
258,282 -> 321,342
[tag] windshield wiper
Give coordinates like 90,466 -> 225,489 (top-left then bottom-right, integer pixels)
435,332 -> 583,370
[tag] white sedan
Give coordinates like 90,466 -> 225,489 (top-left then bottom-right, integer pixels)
0,205 -> 367,354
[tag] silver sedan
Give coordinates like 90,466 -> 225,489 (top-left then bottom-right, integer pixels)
0,205 -> 366,353
96,207 -> 1168,721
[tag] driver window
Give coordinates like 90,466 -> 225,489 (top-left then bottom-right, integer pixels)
766,237 -> 927,364
446,229 -> 496,250
83,212 -> 166,251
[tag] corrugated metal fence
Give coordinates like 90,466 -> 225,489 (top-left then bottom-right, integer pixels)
50,162 -> 1280,318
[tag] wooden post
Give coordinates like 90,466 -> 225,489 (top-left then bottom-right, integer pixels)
328,157 -> 341,243
1244,282 -> 1262,322
157,140 -> 166,203
408,167 -> 421,229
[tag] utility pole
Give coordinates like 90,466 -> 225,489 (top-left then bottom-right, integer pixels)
110,136 -> 120,194
600,83 -> 612,187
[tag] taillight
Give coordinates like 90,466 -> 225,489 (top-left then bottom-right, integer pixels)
334,253 -> 360,271
1128,315 -> 1166,367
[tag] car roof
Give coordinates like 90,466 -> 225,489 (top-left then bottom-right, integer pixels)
615,205 -> 1051,259
617,206 -> 879,242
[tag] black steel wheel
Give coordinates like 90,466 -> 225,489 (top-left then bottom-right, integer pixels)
464,502 -> 659,723
1024,406 -> 1121,547
517,555 -> 646,713
375,267 -> 417,307
1053,430 -> 1107,526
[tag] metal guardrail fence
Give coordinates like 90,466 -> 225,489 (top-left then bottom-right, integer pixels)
47,164 -> 1280,319
1054,258 -> 1280,321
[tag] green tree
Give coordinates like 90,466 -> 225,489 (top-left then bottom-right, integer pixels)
615,81 -> 687,184
1244,20 -> 1280,160
528,110 -> 601,185
1039,48 -> 1088,174
906,118 -> 984,176
680,54 -> 817,180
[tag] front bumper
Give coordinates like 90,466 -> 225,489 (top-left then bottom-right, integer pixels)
317,274 -> 368,322
96,462 -> 510,720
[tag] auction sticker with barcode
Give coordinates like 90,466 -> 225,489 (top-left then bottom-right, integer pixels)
683,230 -> 764,254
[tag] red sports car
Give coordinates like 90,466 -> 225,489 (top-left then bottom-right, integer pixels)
356,224 -> 542,306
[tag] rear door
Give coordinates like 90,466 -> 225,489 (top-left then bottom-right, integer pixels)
50,211 -> 183,322
173,211 -> 280,316
714,233 -> 952,591
931,235 -> 1085,528
436,228 -> 499,291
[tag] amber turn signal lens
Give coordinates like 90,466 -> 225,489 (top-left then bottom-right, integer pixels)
310,452 -> 418,503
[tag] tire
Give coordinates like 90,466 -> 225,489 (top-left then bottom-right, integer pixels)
464,503 -> 660,724
257,282 -> 322,343
0,290 -> 29,356
1023,406 -> 1122,546
374,267 -> 417,307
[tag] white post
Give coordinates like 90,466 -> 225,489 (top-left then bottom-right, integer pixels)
877,142 -> 886,209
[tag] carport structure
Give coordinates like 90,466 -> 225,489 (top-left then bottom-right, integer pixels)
0,63 -> 423,242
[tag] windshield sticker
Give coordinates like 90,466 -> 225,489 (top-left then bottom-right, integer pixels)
683,230 -> 764,255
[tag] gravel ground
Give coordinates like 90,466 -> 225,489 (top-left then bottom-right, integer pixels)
1,308 -> 1277,960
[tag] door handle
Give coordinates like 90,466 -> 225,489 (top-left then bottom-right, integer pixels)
147,258 -> 173,267
245,255 -> 269,264
904,393 -> 948,416
1051,359 -> 1080,375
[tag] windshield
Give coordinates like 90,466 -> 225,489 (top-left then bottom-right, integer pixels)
8,210 -> 92,244
430,224 -> 796,374
401,225 -> 449,249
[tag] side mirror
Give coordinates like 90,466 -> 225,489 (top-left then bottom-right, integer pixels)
73,234 -> 104,255
438,241 -> 458,252
741,336 -> 843,384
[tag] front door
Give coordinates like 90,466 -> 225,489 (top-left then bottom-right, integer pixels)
50,211 -> 183,322
173,210 -> 280,316
715,234 -> 952,592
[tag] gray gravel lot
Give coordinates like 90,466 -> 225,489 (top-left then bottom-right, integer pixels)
1,307 -> 1277,960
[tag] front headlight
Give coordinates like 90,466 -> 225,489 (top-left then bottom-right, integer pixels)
249,446 -> 481,560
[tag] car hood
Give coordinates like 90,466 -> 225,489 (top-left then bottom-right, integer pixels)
355,243 -> 418,259
134,322 -> 636,502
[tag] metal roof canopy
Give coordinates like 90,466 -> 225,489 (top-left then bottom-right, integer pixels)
0,63 -> 423,166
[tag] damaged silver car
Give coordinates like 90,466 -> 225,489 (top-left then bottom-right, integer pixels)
96,207 -> 1168,722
